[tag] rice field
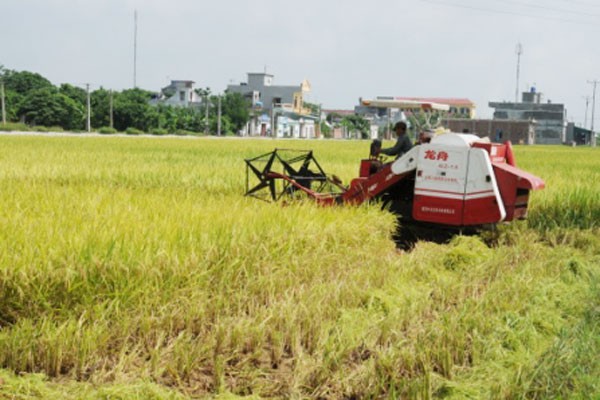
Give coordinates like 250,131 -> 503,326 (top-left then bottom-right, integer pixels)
0,134 -> 598,399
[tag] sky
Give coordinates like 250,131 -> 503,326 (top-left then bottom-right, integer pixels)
1,0 -> 599,123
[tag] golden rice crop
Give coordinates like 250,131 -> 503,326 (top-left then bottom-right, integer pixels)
0,135 -> 598,399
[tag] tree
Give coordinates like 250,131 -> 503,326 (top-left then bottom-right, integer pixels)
112,88 -> 155,132
90,88 -> 112,128
303,101 -> 320,115
2,70 -> 53,94
341,115 -> 370,139
320,121 -> 332,138
221,92 -> 250,133
18,87 -> 85,129
405,109 -> 447,133
326,112 -> 342,125
59,83 -> 87,107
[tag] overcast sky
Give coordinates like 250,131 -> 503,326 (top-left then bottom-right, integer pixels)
2,0 -> 599,122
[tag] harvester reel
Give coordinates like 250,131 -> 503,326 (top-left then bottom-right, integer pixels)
245,149 -> 340,202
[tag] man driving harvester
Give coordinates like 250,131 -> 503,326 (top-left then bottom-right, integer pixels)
380,121 -> 413,159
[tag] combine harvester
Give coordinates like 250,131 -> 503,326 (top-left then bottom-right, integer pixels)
245,100 -> 545,247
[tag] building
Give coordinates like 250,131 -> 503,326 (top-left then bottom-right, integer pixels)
566,123 -> 593,146
227,72 -> 317,138
151,80 -> 203,108
489,88 -> 565,145
443,118 -> 536,144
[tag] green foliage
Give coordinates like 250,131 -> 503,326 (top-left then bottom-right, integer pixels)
1,90 -> 23,122
113,88 -> 155,132
0,68 -> 251,134
58,83 -> 86,106
125,127 -> 144,135
98,126 -> 117,134
150,127 -> 168,135
1,69 -> 53,93
18,87 -> 85,130
90,88 -> 113,128
326,112 -> 342,124
406,109 -> 447,132
175,129 -> 197,136
320,121 -> 332,138
0,122 -> 28,131
341,114 -> 370,139
209,114 -> 234,135
221,92 -> 250,132
303,101 -> 320,115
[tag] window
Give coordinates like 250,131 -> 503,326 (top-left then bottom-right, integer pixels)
180,91 -> 185,101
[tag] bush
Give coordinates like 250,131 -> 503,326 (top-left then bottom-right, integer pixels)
0,122 -> 28,132
150,128 -> 168,136
98,127 -> 117,134
48,126 -> 64,132
125,127 -> 144,135
32,126 -> 50,132
175,129 -> 196,136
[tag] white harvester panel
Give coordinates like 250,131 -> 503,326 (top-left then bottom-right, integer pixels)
462,148 -> 506,224
412,143 -> 469,225
410,133 -> 506,226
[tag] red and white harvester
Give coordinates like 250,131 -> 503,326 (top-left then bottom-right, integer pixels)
245,101 -> 545,245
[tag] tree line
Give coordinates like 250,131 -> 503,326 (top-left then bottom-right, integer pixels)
0,66 -> 250,135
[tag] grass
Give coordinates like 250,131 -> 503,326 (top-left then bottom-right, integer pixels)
0,136 -> 598,398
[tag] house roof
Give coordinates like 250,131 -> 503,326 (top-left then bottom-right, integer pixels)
323,109 -> 355,116
387,97 -> 475,107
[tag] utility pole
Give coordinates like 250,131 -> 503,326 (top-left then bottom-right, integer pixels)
0,80 -> 6,125
582,96 -> 590,129
217,94 -> 222,136
318,103 -> 322,138
133,10 -> 138,88
86,83 -> 91,133
589,80 -> 598,147
109,89 -> 114,129
515,43 -> 523,103
204,92 -> 209,135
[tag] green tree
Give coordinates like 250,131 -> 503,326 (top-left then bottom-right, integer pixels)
341,115 -> 370,139
405,109 -> 447,133
2,70 -> 53,93
221,92 -> 250,133
320,121 -> 332,138
0,67 -> 21,122
1,68 -> 55,123
113,88 -> 155,132
303,101 -> 320,115
18,87 -> 85,129
90,88 -> 112,128
326,112 -> 342,125
59,83 -> 86,107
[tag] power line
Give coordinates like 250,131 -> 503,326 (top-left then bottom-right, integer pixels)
494,0 -> 600,18
421,0 -> 600,26
549,0 -> 600,8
